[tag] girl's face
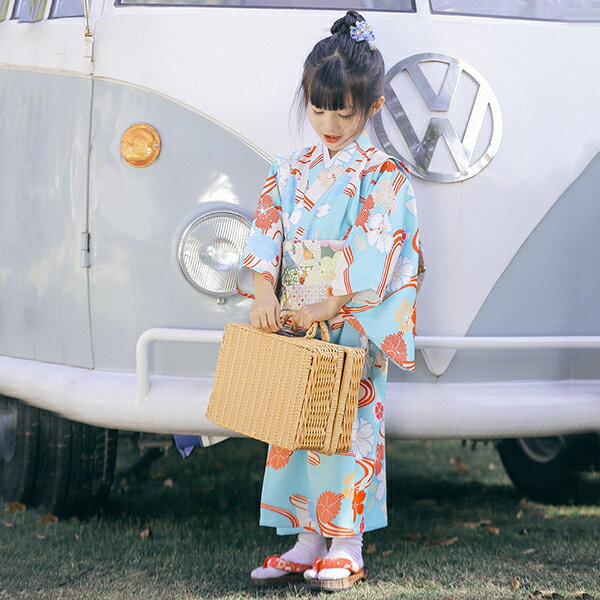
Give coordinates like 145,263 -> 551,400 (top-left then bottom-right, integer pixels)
307,97 -> 385,156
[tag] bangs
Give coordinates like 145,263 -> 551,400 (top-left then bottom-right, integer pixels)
307,58 -> 348,111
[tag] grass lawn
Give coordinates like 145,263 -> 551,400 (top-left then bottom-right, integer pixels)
1,436 -> 598,600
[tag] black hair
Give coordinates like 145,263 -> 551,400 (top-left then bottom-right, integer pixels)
296,10 -> 385,126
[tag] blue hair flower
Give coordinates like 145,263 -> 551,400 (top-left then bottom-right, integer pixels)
349,20 -> 377,51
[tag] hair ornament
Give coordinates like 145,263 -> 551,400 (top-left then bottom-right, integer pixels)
349,20 -> 377,51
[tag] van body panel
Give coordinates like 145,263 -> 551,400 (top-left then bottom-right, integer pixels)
89,6 -> 600,378
88,79 -> 265,374
388,151 -> 600,382
0,67 -> 93,367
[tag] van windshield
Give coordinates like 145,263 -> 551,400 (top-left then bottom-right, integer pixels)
115,0 -> 415,11
430,0 -> 600,22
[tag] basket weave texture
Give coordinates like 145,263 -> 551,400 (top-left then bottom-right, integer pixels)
206,322 -> 365,455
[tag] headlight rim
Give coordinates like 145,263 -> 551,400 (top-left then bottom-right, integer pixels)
176,209 -> 251,298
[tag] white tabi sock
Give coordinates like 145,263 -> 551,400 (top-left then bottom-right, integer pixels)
251,532 -> 327,580
304,533 -> 364,581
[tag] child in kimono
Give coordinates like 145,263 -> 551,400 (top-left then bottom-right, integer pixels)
241,10 -> 424,592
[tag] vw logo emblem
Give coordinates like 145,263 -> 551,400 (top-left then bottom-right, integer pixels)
373,53 -> 503,183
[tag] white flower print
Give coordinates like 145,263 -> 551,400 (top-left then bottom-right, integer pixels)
289,208 -> 302,225
390,256 -> 415,291
317,166 -> 344,186
366,213 -> 393,253
371,180 -> 396,213
353,417 -> 374,459
316,204 -> 332,218
277,161 -> 292,192
329,148 -> 354,166
405,185 -> 417,215
375,469 -> 386,501
281,211 -> 291,232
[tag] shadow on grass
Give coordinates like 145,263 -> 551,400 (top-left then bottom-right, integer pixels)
2,438 -> 599,599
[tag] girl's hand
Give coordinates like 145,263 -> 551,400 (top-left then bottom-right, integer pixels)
290,294 -> 353,331
250,272 -> 282,333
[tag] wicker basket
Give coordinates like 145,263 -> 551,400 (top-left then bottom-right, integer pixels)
206,321 -> 365,455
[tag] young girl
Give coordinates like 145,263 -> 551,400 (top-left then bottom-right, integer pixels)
240,10 -> 424,592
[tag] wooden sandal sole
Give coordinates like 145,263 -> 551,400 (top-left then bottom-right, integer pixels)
251,572 -> 306,587
305,568 -> 368,592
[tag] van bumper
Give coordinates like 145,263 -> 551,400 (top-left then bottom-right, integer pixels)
1,353 -> 599,439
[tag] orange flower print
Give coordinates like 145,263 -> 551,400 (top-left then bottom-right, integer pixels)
374,401 -> 384,420
255,194 -> 280,232
352,490 -> 366,521
381,332 -> 407,364
266,446 -> 293,470
316,491 -> 342,523
374,442 -> 384,475
355,196 -> 374,230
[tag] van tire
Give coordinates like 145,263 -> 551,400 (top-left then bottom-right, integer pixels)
497,435 -> 600,504
0,396 -> 118,517
0,395 -> 40,505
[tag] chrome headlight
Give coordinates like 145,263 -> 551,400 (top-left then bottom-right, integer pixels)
177,211 -> 250,297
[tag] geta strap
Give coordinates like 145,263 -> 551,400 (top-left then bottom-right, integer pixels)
312,557 -> 362,573
262,554 -> 313,573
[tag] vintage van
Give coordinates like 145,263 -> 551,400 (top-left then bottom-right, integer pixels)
1,0 -> 599,517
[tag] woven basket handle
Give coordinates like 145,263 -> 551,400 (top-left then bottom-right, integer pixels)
280,310 -> 330,343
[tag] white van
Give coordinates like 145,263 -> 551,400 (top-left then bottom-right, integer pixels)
1,0 -> 599,516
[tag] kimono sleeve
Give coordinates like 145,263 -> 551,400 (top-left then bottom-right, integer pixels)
237,160 -> 284,297
331,159 -> 425,372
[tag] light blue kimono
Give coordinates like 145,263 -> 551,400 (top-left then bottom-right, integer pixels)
240,132 -> 424,536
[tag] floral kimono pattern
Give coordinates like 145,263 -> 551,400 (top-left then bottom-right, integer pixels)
239,131 -> 424,536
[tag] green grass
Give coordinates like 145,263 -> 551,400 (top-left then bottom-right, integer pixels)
1,437 -> 599,600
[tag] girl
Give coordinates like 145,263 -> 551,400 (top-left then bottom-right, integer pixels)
240,10 -> 424,592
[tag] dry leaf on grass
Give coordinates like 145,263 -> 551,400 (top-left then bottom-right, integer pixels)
140,528 -> 152,539
455,519 -> 494,532
482,525 -> 500,535
36,534 -> 46,540
37,514 -> 59,525
424,536 -> 460,549
4,522 -> 14,528
163,478 -> 174,488
3,502 -> 26,513
455,520 -> 480,529
523,548 -> 537,555
405,532 -> 424,541
488,462 -> 497,470
150,471 -> 166,480
365,543 -> 377,555
381,550 -> 393,557
511,576 -> 521,589
450,456 -> 469,473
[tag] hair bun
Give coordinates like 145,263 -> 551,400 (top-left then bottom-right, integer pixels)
330,10 -> 365,35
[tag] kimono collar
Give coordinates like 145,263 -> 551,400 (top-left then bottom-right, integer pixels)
321,131 -> 372,169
